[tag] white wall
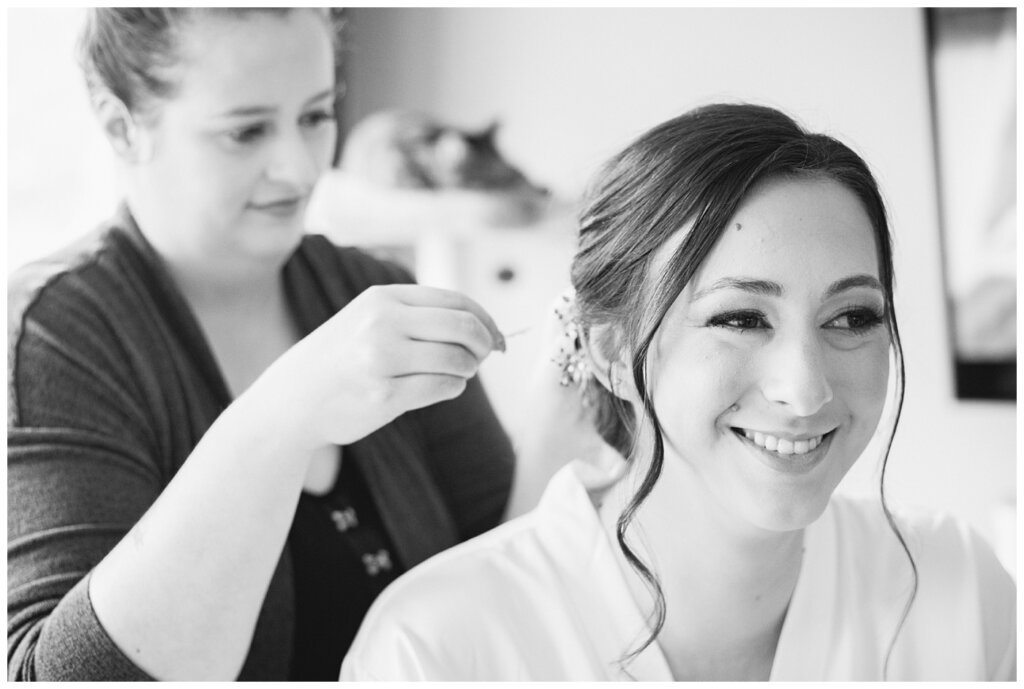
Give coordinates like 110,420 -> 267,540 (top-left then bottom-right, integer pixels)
7,8 -> 120,271
5,8 -> 1015,571
344,8 -> 1016,570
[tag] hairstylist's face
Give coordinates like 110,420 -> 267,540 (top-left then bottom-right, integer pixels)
130,10 -> 336,270
647,176 -> 890,532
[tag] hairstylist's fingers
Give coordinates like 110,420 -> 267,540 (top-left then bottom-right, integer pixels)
400,307 -> 499,362
392,373 -> 469,410
388,340 -> 480,378
384,284 -> 505,352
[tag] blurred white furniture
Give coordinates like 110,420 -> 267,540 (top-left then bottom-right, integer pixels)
305,170 -> 579,436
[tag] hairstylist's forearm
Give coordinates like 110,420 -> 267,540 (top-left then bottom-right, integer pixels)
86,282 -> 504,679
87,388 -> 315,680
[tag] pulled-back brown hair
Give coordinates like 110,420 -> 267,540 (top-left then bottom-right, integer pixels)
77,8 -> 346,119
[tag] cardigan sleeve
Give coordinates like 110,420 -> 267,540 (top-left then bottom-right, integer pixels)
8,265 -> 158,681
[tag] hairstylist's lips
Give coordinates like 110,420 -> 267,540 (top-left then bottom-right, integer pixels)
248,195 -> 307,218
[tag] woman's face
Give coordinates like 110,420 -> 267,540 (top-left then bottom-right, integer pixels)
130,10 -> 337,270
642,176 -> 890,533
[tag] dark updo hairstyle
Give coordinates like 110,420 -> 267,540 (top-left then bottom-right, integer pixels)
571,103 -> 914,676
77,8 -> 346,121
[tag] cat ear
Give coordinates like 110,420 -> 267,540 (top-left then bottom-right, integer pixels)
481,121 -> 500,140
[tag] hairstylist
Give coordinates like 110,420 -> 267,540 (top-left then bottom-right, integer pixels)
7,8 -> 567,680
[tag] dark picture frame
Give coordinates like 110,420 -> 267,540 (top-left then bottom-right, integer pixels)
925,7 -> 1016,401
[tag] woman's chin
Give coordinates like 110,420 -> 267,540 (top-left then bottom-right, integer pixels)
239,221 -> 306,262
737,489 -> 832,534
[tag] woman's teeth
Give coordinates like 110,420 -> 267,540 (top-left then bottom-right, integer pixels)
741,429 -> 824,455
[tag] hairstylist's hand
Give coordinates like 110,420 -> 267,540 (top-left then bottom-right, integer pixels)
251,284 -> 505,451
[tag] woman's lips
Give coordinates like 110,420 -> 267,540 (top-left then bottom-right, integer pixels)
249,197 -> 304,217
738,428 -> 826,455
731,427 -> 836,474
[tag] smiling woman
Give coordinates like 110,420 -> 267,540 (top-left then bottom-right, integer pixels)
340,104 -> 1015,681
6,8 -> 550,681
649,176 -> 891,535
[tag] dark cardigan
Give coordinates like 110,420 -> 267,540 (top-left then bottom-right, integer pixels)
7,208 -> 514,680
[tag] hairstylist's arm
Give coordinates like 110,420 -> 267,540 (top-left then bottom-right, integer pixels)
88,284 -> 503,680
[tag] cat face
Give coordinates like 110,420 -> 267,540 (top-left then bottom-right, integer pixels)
342,110 -> 546,193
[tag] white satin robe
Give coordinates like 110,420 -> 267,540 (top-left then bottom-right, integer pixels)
341,462 -> 1015,681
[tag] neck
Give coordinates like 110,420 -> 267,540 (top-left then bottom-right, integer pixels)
598,450 -> 804,679
125,197 -> 288,315
168,261 -> 285,318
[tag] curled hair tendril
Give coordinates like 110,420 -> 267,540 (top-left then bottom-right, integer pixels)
879,303 -> 917,679
614,326 -> 673,667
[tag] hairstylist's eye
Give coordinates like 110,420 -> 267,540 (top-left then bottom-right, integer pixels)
300,109 -> 337,129
706,310 -> 770,333
226,122 -> 269,146
824,306 -> 884,335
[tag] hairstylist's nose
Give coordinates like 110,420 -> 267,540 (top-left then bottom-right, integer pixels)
760,332 -> 834,417
266,130 -> 320,190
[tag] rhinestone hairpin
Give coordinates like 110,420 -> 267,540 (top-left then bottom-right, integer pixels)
552,290 -> 591,388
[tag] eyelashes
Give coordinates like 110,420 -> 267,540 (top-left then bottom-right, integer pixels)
226,123 -> 267,145
299,109 -> 338,128
224,110 -> 338,146
826,307 -> 885,334
707,310 -> 768,333
706,306 -> 885,335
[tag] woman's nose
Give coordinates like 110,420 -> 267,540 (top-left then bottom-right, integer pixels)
760,331 -> 834,417
265,131 -> 321,189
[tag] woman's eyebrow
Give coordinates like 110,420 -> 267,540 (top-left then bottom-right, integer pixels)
305,85 -> 343,106
691,274 -> 882,301
215,86 -> 341,119
691,278 -> 781,301
824,274 -> 883,298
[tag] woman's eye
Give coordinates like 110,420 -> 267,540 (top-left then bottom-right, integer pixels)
300,109 -> 337,128
825,308 -> 884,334
226,124 -> 267,145
707,311 -> 770,332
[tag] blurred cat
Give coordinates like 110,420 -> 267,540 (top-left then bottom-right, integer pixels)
340,109 -> 548,195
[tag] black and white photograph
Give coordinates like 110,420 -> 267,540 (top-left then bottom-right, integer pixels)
6,6 -> 1017,681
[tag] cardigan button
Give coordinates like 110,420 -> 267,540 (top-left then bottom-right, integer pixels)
362,549 -> 393,576
329,507 -> 359,532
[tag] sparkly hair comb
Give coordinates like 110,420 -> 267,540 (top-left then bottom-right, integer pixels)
552,288 -> 592,389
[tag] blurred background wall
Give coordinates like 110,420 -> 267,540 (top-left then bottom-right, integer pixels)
6,8 -> 1016,575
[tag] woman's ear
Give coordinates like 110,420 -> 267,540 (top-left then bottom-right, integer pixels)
93,92 -> 150,163
583,323 -> 634,402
